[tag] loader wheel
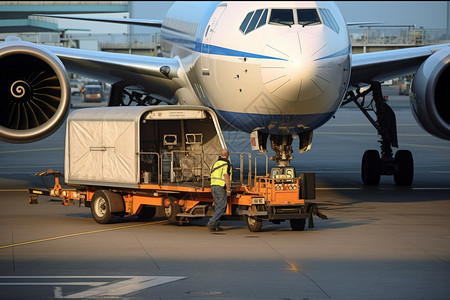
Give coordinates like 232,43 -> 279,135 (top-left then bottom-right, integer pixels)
163,197 -> 181,224
290,219 -> 306,231
246,216 -> 262,232
91,191 -> 115,224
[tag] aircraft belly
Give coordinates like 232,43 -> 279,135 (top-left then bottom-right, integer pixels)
216,109 -> 335,135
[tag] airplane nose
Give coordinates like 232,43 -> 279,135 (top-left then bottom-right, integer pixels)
261,32 -> 332,102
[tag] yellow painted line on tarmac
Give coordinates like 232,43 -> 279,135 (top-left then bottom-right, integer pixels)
0,147 -> 64,154
0,220 -> 168,250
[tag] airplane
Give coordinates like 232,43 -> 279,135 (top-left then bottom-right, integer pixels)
0,1 -> 449,187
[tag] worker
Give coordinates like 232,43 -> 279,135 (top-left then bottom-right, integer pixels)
207,148 -> 232,232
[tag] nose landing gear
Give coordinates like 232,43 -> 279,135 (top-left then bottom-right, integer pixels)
269,134 -> 294,167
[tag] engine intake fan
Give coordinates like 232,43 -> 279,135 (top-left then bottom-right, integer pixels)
0,37 -> 70,143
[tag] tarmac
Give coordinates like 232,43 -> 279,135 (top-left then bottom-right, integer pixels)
0,87 -> 449,299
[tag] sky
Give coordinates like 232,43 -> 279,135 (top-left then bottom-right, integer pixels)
57,1 -> 450,35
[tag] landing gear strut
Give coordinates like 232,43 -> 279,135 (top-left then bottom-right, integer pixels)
270,134 -> 294,167
251,130 -> 313,169
343,81 -> 414,186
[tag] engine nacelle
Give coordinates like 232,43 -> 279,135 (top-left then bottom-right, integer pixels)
410,47 -> 450,140
0,37 -> 70,143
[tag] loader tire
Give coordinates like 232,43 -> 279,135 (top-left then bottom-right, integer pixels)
163,196 -> 181,224
91,190 -> 115,224
246,216 -> 262,232
290,219 -> 306,231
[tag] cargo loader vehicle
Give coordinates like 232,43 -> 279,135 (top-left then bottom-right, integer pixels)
29,106 -> 326,232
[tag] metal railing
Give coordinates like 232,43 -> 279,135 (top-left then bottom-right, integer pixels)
230,152 -> 252,186
348,27 -> 449,46
138,150 -> 269,188
67,33 -> 160,48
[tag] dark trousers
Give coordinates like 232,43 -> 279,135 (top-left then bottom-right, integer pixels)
208,185 -> 227,226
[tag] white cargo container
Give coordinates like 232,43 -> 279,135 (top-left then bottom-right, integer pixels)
64,106 -> 226,188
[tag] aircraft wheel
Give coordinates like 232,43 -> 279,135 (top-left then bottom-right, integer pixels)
246,216 -> 262,232
290,219 -> 306,231
361,150 -> 381,185
394,150 -> 414,186
91,190 -> 115,224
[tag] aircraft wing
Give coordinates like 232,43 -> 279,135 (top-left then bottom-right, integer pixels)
45,45 -> 182,103
349,43 -> 450,88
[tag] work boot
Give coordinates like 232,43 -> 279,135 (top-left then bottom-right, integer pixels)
207,224 -> 216,232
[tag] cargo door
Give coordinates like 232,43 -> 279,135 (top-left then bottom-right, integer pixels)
201,3 -> 226,75
101,120 -> 137,184
67,119 -> 138,185
67,120 -> 104,183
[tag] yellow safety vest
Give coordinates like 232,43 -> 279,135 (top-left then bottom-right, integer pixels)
210,159 -> 231,187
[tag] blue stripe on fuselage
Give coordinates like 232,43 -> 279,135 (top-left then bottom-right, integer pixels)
203,44 -> 288,60
160,32 -> 288,61
161,31 -> 347,62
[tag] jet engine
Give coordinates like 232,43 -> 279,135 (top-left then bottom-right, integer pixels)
410,47 -> 450,140
0,37 -> 70,143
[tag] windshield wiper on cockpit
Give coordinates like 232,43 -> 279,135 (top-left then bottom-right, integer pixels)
269,20 -> 292,28
301,21 -> 321,27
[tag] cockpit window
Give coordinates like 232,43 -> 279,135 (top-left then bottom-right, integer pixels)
246,9 -> 263,33
297,9 -> 321,26
319,8 -> 340,33
257,9 -> 268,29
240,12 -> 253,33
240,7 -> 334,34
240,9 -> 268,34
269,9 -> 294,26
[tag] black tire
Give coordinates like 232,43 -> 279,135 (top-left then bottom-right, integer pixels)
246,216 -> 262,232
394,150 -> 414,186
91,190 -> 115,224
137,206 -> 156,220
290,219 -> 306,231
163,197 -> 181,224
361,150 -> 381,185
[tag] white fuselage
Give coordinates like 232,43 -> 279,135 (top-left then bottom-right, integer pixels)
161,1 -> 351,135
